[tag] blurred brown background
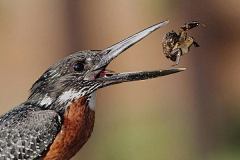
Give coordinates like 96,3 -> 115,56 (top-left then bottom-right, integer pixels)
0,1 -> 240,160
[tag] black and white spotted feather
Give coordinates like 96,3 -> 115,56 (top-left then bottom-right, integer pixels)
0,104 -> 61,160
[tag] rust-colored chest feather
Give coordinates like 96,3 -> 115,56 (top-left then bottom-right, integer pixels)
41,96 -> 95,160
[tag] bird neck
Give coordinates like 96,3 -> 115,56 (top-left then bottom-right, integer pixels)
27,89 -> 97,114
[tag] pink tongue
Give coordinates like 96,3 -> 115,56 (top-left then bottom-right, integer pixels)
99,69 -> 115,78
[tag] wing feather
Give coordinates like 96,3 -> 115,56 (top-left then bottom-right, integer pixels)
0,104 -> 61,160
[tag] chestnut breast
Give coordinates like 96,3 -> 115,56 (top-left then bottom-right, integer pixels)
41,96 -> 95,160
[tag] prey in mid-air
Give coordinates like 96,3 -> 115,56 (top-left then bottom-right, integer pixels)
162,21 -> 206,66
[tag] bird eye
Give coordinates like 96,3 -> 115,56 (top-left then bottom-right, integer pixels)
73,62 -> 84,71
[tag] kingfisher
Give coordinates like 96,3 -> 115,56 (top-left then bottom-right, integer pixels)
0,20 -> 185,160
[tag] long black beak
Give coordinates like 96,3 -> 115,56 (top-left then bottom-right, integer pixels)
85,20 -> 186,87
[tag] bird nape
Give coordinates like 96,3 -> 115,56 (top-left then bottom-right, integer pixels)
0,20 -> 185,160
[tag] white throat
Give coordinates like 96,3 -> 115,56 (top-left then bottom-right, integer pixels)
88,92 -> 96,110
57,89 -> 97,111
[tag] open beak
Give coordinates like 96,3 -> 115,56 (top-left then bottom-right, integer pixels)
85,20 -> 186,87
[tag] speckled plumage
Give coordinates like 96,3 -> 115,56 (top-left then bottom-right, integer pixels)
0,104 -> 61,159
